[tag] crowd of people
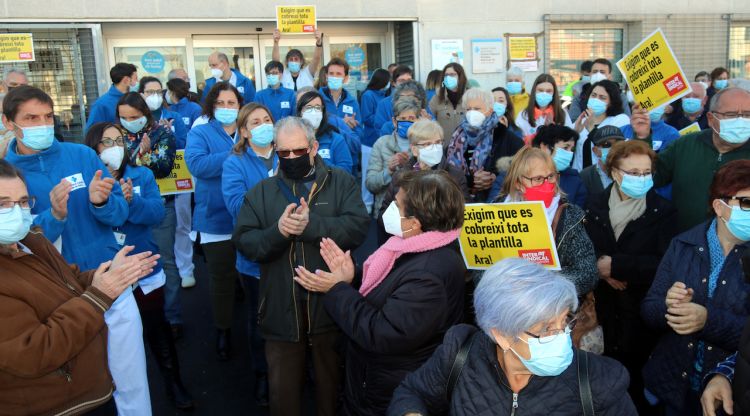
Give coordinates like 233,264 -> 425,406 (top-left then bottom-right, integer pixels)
1,29 -> 750,416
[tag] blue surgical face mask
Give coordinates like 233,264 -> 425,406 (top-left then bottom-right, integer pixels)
266,74 -> 280,87
649,107 -> 665,122
443,75 -> 458,90
328,76 -> 344,91
506,81 -> 522,95
15,124 -> 55,150
509,329 -> 574,377
599,147 -> 610,164
382,82 -> 391,92
552,147 -> 574,172
682,97 -> 703,114
581,75 -> 591,83
129,83 -> 139,93
214,108 -> 239,126
493,102 -> 507,117
0,205 -> 33,244
535,92 -> 554,108
618,173 -> 653,199
715,117 -> 750,145
288,61 -> 302,73
587,97 -> 607,116
721,201 -> 750,241
120,116 -> 148,134
250,123 -> 274,147
715,79 -> 728,90
397,120 -> 414,139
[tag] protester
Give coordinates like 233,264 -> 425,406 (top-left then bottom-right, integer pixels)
138,76 -> 188,149
429,63 -> 468,140
0,92 -> 12,158
254,60 -> 297,122
706,67 -> 730,109
572,80 -> 630,171
564,60 -> 593,98
424,69 -> 442,103
515,73 -> 574,142
624,103 -> 681,154
1,67 -> 28,92
319,58 -> 363,141
505,66 -> 528,118
580,126 -> 626,201
221,103 -> 277,407
373,65 -> 417,133
446,88 -> 524,202
273,28 -> 323,91
86,63 -> 138,130
166,77 -> 202,133
185,81 -> 243,360
584,140 -> 678,413
296,90 -> 353,173
641,159 -> 750,415
85,122 -> 194,409
167,68 -> 201,103
201,52 -> 255,104
494,147 -> 598,295
375,80 -> 429,138
490,86 -> 522,137
665,82 -> 709,131
568,58 -> 631,122
0,158 -> 159,416
387,258 -> 637,415
366,97 -> 422,217
361,68 -> 391,149
232,117 -> 369,416
294,169 -> 466,415
695,71 -> 711,90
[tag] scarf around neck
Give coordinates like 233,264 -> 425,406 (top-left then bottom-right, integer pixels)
359,229 -> 461,297
447,112 -> 498,175
608,185 -> 646,240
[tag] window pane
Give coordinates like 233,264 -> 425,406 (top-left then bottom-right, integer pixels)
113,46 -> 187,86
549,28 -> 624,88
329,42 -> 382,94
729,25 -> 750,80
193,47 -> 255,95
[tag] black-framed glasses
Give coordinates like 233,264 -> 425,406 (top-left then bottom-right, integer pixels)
712,111 -> 750,119
615,167 -> 652,177
722,196 -> 750,211
0,197 -> 36,213
100,137 -> 125,147
523,313 -> 577,344
521,173 -> 558,187
276,147 -> 311,158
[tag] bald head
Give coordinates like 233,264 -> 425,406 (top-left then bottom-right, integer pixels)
687,82 -> 706,99
208,52 -> 231,80
710,87 -> 750,113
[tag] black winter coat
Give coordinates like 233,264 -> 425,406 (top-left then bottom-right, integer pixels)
387,324 -> 637,415
324,244 -> 466,416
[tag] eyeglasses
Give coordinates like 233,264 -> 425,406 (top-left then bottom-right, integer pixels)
100,136 -> 125,147
521,173 -> 558,187
302,105 -> 323,113
413,141 -> 443,149
712,111 -> 750,119
523,313 -> 577,344
722,196 -> 750,211
143,89 -> 162,96
0,197 -> 36,213
615,167 -> 652,177
276,147 -> 311,158
597,140 -> 623,149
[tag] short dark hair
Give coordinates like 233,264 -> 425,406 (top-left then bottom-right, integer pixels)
84,122 -> 129,176
711,67 -> 729,81
0,159 -> 26,184
2,85 -> 54,123
581,60 -> 594,72
592,58 -> 612,73
285,49 -> 304,63
265,60 -> 284,74
138,76 -> 162,93
589,79 -> 624,117
392,65 -> 414,83
166,78 -> 190,100
532,125 -> 579,149
695,71 -> 709,81
202,81 -> 243,118
709,160 -> 750,208
326,57 -> 350,76
116,92 -> 155,126
387,63 -> 398,70
366,68 -> 390,91
397,169 -> 465,232
110,63 -> 138,85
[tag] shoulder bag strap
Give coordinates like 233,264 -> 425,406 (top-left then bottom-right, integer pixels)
551,203 -> 568,239
446,329 -> 479,401
578,349 -> 595,416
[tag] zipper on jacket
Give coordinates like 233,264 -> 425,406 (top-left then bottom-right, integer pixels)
510,393 -> 519,416
556,210 -> 585,248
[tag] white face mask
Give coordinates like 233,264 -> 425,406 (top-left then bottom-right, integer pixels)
211,68 -> 223,80
418,143 -> 443,167
145,94 -> 163,111
382,201 -> 409,237
100,146 -> 125,169
466,110 -> 486,128
301,109 -> 324,129
590,72 -> 607,84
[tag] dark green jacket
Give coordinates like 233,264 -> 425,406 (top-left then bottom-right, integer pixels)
654,129 -> 750,232
232,157 -> 369,342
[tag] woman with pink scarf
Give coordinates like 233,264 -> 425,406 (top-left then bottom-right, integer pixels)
294,169 -> 466,416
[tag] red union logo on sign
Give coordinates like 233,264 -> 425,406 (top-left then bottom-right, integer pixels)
18,52 -> 31,59
176,179 -> 193,190
518,249 -> 553,265
303,25 -> 315,32
663,73 -> 686,96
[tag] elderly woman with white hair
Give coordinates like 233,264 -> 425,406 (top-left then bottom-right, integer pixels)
446,88 -> 524,202
387,258 -> 637,415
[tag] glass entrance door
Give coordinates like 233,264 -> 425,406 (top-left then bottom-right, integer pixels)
192,37 -> 260,98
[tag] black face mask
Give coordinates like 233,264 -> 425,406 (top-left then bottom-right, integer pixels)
279,155 -> 313,180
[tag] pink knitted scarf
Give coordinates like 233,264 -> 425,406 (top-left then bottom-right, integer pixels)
359,229 -> 462,297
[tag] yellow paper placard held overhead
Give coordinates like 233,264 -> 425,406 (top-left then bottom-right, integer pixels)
508,37 -> 537,61
155,150 -> 195,196
459,202 -> 561,271
0,33 -> 35,63
276,5 -> 317,34
616,28 -> 692,112
678,122 -> 702,136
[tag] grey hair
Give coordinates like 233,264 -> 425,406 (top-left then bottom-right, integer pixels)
710,87 -> 750,112
392,96 -> 421,118
461,88 -> 493,111
474,258 -> 578,339
167,69 -> 184,80
731,79 -> 750,93
393,80 -> 427,109
407,119 -> 443,144
2,67 -> 27,81
216,52 -> 230,63
507,66 -> 524,79
275,116 -> 316,145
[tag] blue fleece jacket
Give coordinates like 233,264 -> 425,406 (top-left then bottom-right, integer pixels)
85,85 -> 124,131
317,129 -> 354,174
168,97 -> 203,133
115,164 -> 165,277
373,94 -> 394,138
222,147 -> 278,277
319,87 -> 363,141
5,139 -> 128,270
328,115 -> 361,163
153,108 -> 189,149
184,119 -> 235,234
360,89 -> 386,147
201,69 -> 256,104
254,86 -> 297,122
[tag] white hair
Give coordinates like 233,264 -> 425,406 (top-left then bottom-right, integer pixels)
461,88 -> 493,111
392,96 -> 421,118
474,258 -> 578,338
507,66 -> 524,79
275,116 -> 316,145
2,67 -> 27,81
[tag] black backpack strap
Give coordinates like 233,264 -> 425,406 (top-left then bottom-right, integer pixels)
446,328 -> 479,401
578,349 -> 595,416
276,177 -> 300,205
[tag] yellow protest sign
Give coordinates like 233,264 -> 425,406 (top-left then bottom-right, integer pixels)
156,150 -> 194,195
276,5 -> 316,34
616,28 -> 691,112
459,202 -> 561,271
0,33 -> 34,63
508,37 -> 537,61
678,122 -> 701,136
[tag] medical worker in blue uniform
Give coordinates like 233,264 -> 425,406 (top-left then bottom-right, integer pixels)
297,90 -> 353,174
200,51 -> 255,104
255,60 -> 297,122
85,62 -> 138,131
